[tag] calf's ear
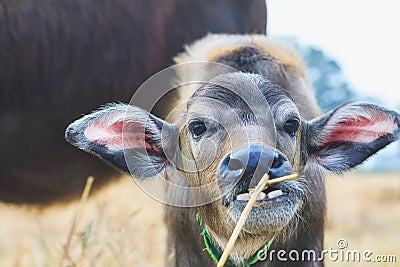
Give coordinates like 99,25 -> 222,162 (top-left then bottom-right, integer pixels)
304,102 -> 400,172
65,103 -> 178,178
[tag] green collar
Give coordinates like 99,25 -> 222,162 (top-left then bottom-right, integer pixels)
196,212 -> 274,267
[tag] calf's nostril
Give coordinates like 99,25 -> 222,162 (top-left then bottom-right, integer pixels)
219,155 -> 245,180
269,151 -> 292,178
271,152 -> 282,169
227,158 -> 243,172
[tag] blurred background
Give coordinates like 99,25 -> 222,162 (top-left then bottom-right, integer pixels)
0,0 -> 399,266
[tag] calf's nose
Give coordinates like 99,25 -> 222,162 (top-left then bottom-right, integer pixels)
219,143 -> 292,187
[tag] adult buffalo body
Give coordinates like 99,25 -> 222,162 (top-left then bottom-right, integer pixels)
66,34 -> 400,266
0,0 -> 266,203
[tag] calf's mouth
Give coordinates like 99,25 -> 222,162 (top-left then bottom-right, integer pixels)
226,172 -> 305,233
217,144 -> 306,233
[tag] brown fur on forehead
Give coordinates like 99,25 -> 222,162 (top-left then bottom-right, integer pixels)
174,34 -> 303,70
174,34 -> 308,108
188,72 -> 295,114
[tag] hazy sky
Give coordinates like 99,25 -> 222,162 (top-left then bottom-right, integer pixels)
267,0 -> 400,110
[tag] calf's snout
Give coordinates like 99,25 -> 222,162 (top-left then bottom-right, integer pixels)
219,143 -> 292,187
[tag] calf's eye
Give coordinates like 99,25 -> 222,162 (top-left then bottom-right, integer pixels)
284,119 -> 300,137
188,121 -> 207,139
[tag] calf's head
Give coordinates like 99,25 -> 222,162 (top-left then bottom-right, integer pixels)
66,72 -> 400,259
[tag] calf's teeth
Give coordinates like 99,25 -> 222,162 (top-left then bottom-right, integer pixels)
251,191 -> 266,200
236,193 -> 250,201
236,191 -> 266,201
267,190 -> 283,199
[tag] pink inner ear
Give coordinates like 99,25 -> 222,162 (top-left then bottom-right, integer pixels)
323,110 -> 398,144
84,119 -> 147,151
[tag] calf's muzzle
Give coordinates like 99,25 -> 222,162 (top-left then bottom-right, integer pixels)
219,143 -> 292,188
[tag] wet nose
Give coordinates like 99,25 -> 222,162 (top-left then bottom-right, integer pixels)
219,143 -> 291,186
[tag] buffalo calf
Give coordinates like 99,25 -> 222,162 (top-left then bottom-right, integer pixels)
66,34 -> 400,266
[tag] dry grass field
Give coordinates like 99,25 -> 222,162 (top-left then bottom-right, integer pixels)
0,172 -> 399,267
324,171 -> 400,267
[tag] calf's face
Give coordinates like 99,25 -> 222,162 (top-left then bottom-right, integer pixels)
66,72 -> 400,256
178,74 -> 306,238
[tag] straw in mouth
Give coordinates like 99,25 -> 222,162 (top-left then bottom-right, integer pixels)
217,173 -> 299,267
